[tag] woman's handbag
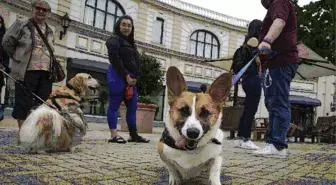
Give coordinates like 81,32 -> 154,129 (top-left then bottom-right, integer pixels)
50,57 -> 66,83
32,20 -> 65,83
125,85 -> 134,100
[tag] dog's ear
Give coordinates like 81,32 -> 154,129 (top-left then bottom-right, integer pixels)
207,73 -> 232,110
68,75 -> 85,93
166,66 -> 187,106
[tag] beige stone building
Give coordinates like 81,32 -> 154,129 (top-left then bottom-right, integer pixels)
0,0 -> 334,126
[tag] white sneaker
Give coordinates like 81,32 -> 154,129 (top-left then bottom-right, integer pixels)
253,143 -> 288,158
240,140 -> 260,150
235,140 -> 260,150
234,139 -> 243,148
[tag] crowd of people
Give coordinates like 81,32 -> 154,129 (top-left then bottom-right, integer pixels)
0,0 -> 299,158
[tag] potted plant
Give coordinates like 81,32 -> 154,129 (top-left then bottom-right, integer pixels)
120,52 -> 164,133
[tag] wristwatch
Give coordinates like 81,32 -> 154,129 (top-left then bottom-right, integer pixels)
263,38 -> 272,45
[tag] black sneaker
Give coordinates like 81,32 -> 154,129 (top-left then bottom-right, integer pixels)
128,135 -> 150,143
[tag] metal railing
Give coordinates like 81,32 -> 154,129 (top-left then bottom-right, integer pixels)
157,0 -> 249,28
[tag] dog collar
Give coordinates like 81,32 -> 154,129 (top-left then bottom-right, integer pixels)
160,128 -> 222,151
66,83 -> 81,95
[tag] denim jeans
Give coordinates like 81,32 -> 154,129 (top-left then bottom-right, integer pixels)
238,74 -> 262,140
262,64 -> 298,150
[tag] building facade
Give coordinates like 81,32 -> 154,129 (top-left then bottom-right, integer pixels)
0,0 -> 334,125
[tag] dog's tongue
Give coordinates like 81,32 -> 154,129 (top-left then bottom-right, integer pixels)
175,135 -> 187,148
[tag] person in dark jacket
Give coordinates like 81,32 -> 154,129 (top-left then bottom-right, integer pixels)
0,14 -> 10,121
105,15 -> 149,143
235,19 -> 263,150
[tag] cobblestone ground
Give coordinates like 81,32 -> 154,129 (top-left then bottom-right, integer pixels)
0,119 -> 335,185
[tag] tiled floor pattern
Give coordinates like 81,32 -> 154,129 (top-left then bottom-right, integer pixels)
0,122 -> 335,185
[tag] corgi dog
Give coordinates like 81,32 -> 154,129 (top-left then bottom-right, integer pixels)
157,66 -> 232,185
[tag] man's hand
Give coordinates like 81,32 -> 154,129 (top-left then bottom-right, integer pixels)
258,41 -> 272,55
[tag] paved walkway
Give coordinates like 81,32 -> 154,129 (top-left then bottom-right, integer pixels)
0,118 -> 335,185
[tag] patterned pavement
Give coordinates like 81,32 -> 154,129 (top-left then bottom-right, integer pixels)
0,118 -> 335,185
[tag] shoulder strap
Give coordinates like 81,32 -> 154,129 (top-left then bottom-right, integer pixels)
246,44 -> 254,58
26,19 -> 36,47
31,20 -> 54,59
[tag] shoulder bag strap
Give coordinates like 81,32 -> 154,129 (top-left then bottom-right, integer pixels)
31,20 -> 55,61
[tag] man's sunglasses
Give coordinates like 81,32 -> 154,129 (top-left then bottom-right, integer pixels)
35,6 -> 49,13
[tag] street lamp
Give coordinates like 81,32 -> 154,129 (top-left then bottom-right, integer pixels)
60,13 -> 71,40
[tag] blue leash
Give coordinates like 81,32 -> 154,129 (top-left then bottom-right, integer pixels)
231,48 -> 277,86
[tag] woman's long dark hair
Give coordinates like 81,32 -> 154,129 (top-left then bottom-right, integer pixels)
113,15 -> 135,45
0,15 -> 6,41
0,14 -> 9,69
244,19 -> 263,44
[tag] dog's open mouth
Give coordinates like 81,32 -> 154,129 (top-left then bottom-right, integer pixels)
88,86 -> 99,93
175,135 -> 199,150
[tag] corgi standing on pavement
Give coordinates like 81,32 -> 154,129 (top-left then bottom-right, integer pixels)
157,66 -> 232,185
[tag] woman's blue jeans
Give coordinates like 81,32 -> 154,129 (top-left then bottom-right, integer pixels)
106,65 -> 137,130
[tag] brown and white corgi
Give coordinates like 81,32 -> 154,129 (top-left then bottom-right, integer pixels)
157,66 -> 232,185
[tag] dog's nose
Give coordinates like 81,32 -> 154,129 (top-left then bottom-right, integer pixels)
186,127 -> 200,139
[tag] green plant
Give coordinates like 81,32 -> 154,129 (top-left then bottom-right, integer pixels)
137,52 -> 164,118
137,52 -> 164,106
137,95 -> 153,104
98,87 -> 108,115
137,95 -> 160,117
98,87 -> 108,103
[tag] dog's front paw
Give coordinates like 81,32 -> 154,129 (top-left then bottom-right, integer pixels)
168,180 -> 181,185
168,174 -> 181,185
209,179 -> 221,185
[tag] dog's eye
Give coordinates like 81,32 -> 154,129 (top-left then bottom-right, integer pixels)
88,76 -> 92,79
199,108 -> 211,118
179,106 -> 190,117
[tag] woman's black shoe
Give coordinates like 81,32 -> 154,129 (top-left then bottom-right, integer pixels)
128,135 -> 150,143
108,136 -> 127,144
128,125 -> 150,143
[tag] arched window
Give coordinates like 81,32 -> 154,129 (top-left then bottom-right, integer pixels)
190,30 -> 220,59
84,0 -> 125,32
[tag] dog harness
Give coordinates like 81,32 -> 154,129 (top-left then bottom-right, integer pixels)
65,82 -> 82,95
47,83 -> 87,133
49,83 -> 83,111
160,128 -> 222,151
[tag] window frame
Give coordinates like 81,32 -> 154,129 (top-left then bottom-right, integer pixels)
85,0 -> 126,31
190,30 -> 220,59
156,17 -> 164,44
152,17 -> 165,44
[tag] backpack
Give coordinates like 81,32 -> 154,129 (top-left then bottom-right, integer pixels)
230,44 -> 253,75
